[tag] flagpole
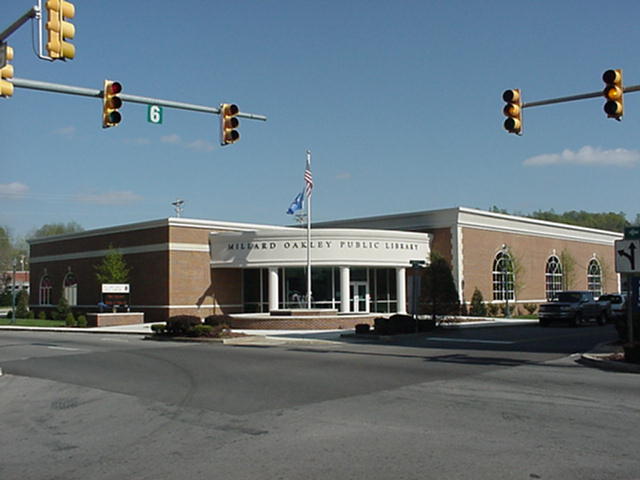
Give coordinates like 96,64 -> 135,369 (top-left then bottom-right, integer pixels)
306,150 -> 312,310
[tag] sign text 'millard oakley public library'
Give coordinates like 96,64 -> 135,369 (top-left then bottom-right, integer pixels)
209,229 -> 431,268
227,240 -> 422,252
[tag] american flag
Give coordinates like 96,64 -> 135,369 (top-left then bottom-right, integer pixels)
304,155 -> 313,198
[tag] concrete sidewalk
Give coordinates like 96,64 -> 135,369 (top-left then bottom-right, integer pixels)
0,317 -> 537,338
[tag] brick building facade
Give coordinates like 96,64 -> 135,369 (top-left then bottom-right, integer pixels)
28,207 -> 622,323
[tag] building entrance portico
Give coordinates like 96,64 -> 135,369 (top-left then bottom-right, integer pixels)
211,227 -> 430,315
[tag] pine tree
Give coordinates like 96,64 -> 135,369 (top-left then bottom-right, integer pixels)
469,288 -> 487,316
421,252 -> 460,321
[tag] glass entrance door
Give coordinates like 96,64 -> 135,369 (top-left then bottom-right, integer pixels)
350,281 -> 369,313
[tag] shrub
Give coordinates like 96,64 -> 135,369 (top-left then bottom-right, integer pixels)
524,303 -> 538,315
204,315 -> 233,327
38,311 -> 47,321
487,303 -> 500,317
469,288 -> 487,316
150,323 -> 166,334
27,310 -> 35,319
165,315 -> 202,335
50,310 -> 59,321
76,315 -> 87,327
65,313 -> 76,327
355,323 -> 370,334
191,324 -> 214,337
373,317 -> 389,335
500,303 -> 514,317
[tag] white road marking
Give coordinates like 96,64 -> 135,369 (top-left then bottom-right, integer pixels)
426,337 -> 516,345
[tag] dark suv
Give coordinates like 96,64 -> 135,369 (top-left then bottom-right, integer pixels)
538,291 -> 611,327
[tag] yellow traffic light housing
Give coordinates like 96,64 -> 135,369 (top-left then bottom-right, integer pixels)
502,89 -> 523,135
220,103 -> 240,145
0,43 -> 14,98
46,0 -> 75,60
603,69 -> 623,120
102,80 -> 123,128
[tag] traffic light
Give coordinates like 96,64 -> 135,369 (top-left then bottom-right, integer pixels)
102,80 -> 123,128
602,69 -> 623,120
502,89 -> 523,135
46,0 -> 75,60
0,43 -> 14,98
220,103 -> 240,145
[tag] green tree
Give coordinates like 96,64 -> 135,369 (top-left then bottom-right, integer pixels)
55,295 -> 71,320
469,287 -> 487,316
95,245 -> 130,284
15,289 -> 29,318
29,221 -> 84,239
0,226 -> 15,271
421,252 -> 460,321
560,249 -> 576,290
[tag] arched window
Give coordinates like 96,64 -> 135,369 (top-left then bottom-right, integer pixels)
545,255 -> 562,300
39,275 -> 53,305
492,250 -> 514,301
63,271 -> 78,306
587,258 -> 602,295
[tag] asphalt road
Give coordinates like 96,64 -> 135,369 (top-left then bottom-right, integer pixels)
0,324 -> 638,479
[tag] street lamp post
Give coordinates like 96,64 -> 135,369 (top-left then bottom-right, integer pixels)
11,258 -> 16,324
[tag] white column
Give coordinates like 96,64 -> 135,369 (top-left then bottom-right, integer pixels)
340,266 -> 350,313
396,267 -> 407,314
268,267 -> 279,312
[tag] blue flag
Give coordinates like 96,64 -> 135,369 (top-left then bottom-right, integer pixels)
286,191 -> 304,215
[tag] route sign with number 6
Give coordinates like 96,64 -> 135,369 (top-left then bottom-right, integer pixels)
147,105 -> 163,124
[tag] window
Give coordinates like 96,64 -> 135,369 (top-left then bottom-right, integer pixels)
545,255 -> 563,300
63,272 -> 78,306
492,250 -> 514,301
39,275 -> 53,305
587,258 -> 602,295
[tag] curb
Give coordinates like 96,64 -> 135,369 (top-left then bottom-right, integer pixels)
0,325 -> 151,335
578,353 -> 640,374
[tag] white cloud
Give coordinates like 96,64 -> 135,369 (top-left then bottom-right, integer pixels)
186,139 -> 215,152
523,146 -> 640,168
52,126 -> 76,137
75,190 -> 142,205
0,182 -> 29,198
124,137 -> 152,146
161,133 -> 182,144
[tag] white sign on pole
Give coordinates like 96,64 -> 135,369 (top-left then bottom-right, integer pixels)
102,283 -> 130,293
615,239 -> 640,273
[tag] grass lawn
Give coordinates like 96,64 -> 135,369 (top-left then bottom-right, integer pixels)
0,318 -> 66,327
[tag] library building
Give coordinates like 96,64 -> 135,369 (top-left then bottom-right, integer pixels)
28,207 -> 622,328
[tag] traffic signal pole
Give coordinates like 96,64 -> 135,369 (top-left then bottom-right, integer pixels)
11,77 -> 268,121
522,84 -> 640,109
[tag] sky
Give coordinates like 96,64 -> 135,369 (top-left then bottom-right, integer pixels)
2,0 -> 640,238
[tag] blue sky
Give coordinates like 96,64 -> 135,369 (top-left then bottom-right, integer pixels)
2,0 -> 640,237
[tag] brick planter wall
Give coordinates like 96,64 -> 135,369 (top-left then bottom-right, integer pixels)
86,312 -> 145,327
228,314 -> 380,330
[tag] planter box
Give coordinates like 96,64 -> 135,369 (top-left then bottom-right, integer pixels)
86,312 -> 144,327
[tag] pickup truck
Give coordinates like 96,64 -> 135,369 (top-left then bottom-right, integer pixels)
538,291 -> 611,327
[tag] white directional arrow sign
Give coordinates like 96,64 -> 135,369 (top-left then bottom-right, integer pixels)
615,239 -> 640,273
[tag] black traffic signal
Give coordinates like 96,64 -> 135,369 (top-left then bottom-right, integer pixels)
602,69 -> 623,120
102,80 -> 123,128
502,89 -> 522,135
220,103 -> 240,145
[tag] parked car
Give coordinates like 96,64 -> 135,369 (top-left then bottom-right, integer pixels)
538,290 -> 611,327
598,293 -> 626,320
